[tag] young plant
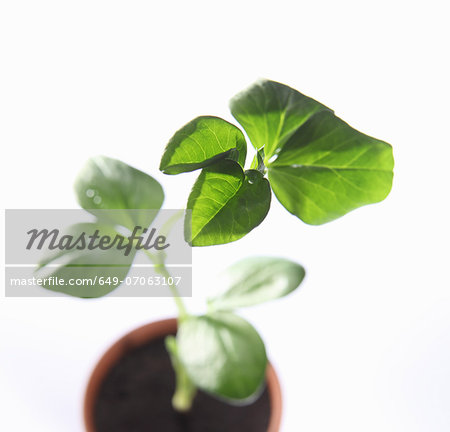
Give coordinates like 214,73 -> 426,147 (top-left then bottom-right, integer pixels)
160,79 -> 394,245
36,155 -> 305,409
37,78 -> 394,412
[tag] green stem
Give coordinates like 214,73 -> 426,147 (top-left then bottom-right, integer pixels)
154,262 -> 188,321
157,260 -> 195,410
142,208 -> 188,321
143,210 -> 195,411
142,248 -> 188,321
165,335 -> 197,412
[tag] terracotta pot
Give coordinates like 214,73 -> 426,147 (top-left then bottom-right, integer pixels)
84,318 -> 282,432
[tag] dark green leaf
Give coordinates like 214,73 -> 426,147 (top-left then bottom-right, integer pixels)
185,160 -> 271,246
177,312 -> 267,401
268,110 -> 394,224
208,257 -> 305,310
35,223 -> 135,298
160,116 -> 247,174
75,156 -> 164,231
230,79 -> 330,159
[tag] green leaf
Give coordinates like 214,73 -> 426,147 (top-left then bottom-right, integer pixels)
208,257 -> 305,310
177,312 -> 267,401
160,116 -> 247,174
35,223 -> 135,298
230,79 -> 330,159
267,110 -> 394,225
185,159 -> 271,246
75,156 -> 164,231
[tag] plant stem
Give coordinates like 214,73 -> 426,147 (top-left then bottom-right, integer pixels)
154,262 -> 188,321
143,210 -> 195,411
142,208 -> 188,321
142,248 -> 188,321
165,335 -> 197,412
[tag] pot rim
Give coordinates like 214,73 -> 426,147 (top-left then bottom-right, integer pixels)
84,317 -> 282,432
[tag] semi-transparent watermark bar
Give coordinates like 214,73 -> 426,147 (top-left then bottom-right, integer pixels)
5,209 -> 192,297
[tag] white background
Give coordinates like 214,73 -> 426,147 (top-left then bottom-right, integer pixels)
1,1 -> 449,431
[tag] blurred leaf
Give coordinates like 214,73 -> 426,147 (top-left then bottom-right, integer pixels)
208,256 -> 305,310
35,223 -> 135,298
75,156 -> 164,231
185,159 -> 271,246
177,312 -> 267,401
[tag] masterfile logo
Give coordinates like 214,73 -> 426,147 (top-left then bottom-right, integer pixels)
4,209 -> 192,298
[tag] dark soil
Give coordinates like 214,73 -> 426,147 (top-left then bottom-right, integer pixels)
94,336 -> 271,432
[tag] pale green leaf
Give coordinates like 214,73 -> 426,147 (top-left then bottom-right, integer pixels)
177,312 -> 267,401
35,223 -> 135,298
75,156 -> 164,231
208,256 -> 305,310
